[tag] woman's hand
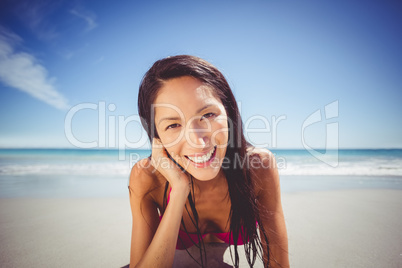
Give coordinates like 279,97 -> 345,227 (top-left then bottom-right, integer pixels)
150,138 -> 191,195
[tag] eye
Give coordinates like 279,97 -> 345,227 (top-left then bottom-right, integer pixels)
166,123 -> 181,130
201,113 -> 216,120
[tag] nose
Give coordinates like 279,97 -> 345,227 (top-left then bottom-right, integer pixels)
185,120 -> 210,148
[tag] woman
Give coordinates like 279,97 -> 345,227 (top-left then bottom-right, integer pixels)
129,55 -> 289,267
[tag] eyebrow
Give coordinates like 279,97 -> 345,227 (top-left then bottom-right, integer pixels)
196,104 -> 213,114
158,116 -> 181,124
158,104 -> 214,125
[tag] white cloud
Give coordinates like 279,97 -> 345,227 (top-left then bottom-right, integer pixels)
70,8 -> 98,32
0,28 -> 69,110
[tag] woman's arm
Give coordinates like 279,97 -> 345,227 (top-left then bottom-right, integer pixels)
130,138 -> 191,267
129,159 -> 189,268
251,149 -> 289,267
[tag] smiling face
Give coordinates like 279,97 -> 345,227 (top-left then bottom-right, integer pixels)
153,76 -> 229,181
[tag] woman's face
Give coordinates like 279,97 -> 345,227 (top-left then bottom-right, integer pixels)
153,76 -> 229,181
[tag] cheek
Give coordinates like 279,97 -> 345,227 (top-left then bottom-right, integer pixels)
157,130 -> 184,159
163,143 -> 182,161
211,121 -> 229,146
159,129 -> 184,148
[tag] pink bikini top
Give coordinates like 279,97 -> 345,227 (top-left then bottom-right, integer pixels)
160,189 -> 248,250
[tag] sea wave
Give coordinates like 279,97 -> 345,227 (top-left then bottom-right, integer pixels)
1,149 -> 401,177
1,161 -> 401,177
0,163 -> 131,176
278,159 -> 402,176
279,165 -> 402,176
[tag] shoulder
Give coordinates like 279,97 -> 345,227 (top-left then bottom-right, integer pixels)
129,157 -> 165,198
246,146 -> 280,198
246,146 -> 277,169
246,146 -> 278,178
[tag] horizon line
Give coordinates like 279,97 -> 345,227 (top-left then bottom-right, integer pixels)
1,147 -> 401,150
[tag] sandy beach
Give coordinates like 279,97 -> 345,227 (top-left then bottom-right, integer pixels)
283,189 -> 401,268
0,186 -> 401,268
0,197 -> 132,267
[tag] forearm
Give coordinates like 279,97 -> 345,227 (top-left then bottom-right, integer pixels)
132,189 -> 187,268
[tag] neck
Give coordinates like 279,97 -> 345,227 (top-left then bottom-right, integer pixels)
192,169 -> 226,194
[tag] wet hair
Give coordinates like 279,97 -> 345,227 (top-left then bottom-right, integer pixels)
137,55 -> 271,267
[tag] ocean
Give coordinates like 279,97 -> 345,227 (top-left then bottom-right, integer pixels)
0,148 -> 401,197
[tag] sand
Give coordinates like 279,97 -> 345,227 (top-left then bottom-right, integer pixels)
0,189 -> 401,267
0,198 -> 132,268
283,189 -> 401,268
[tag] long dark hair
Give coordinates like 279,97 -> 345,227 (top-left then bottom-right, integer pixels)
138,55 -> 270,267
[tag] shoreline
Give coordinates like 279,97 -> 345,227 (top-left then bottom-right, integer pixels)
280,175 -> 402,193
1,175 -> 401,199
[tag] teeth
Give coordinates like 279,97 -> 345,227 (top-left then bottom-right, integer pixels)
187,147 -> 215,163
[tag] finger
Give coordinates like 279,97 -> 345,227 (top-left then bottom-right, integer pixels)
151,139 -> 160,164
151,138 -> 164,157
169,151 -> 181,164
166,151 -> 186,173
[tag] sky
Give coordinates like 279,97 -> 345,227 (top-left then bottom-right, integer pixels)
0,0 -> 401,150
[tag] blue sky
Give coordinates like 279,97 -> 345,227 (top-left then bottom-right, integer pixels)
0,0 -> 401,149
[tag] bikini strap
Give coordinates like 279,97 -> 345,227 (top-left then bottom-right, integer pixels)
167,188 -> 172,204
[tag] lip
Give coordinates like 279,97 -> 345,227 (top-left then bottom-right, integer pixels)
185,146 -> 216,158
185,146 -> 217,168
